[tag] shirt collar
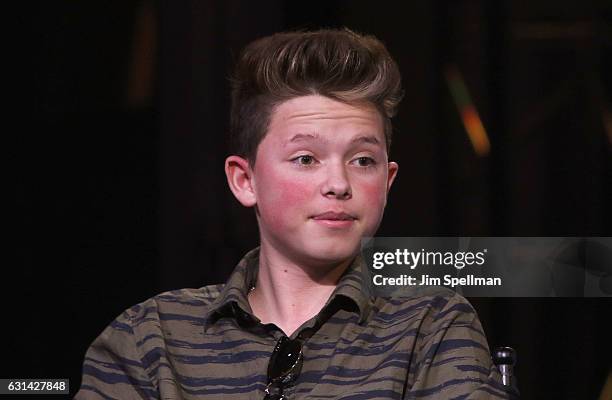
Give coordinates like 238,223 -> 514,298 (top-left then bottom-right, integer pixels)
325,253 -> 374,323
206,247 -> 259,323
205,247 -> 374,325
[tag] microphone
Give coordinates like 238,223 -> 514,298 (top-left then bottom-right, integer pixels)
493,346 -> 517,389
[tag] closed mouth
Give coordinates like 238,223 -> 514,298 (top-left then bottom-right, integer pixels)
311,211 -> 357,221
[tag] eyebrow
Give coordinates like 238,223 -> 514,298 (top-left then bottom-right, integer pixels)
284,133 -> 381,147
285,133 -> 322,145
351,135 -> 381,146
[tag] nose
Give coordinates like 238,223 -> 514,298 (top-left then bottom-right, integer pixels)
320,162 -> 352,200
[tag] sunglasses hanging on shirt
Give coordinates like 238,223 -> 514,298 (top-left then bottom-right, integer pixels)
264,336 -> 304,400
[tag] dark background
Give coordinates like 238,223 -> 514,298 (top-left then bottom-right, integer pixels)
12,1 -> 611,398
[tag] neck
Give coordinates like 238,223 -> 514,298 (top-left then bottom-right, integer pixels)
248,243 -> 353,337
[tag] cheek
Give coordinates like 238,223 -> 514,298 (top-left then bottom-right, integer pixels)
271,178 -> 311,208
357,177 -> 388,208
355,176 -> 389,230
256,169 -> 314,229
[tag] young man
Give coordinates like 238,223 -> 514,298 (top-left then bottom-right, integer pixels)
77,29 -> 511,399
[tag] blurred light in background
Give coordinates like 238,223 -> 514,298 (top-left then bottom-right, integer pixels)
445,65 -> 491,157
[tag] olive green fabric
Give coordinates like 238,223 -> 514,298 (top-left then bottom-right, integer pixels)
77,248 -> 511,399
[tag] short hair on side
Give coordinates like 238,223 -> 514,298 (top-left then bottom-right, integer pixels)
229,28 -> 403,163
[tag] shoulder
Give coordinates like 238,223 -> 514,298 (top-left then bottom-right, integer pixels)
371,289 -> 480,335
374,288 -> 475,317
96,285 -> 226,366
115,284 -> 226,331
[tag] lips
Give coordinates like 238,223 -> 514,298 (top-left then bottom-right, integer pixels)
311,211 -> 357,221
311,211 -> 356,229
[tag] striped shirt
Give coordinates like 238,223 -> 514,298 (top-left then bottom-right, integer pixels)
76,248 -> 513,399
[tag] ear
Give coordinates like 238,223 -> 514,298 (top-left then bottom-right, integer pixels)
225,155 -> 257,207
386,161 -> 399,193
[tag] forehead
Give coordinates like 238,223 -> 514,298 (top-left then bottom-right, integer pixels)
266,95 -> 384,143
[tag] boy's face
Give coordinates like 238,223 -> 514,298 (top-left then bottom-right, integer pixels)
231,95 -> 398,266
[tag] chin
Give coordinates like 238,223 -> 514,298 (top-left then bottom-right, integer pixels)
299,238 -> 360,265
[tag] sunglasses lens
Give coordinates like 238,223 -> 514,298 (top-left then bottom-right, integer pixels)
267,337 -> 303,382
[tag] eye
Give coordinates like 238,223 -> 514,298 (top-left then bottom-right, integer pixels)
354,156 -> 376,167
292,155 -> 316,166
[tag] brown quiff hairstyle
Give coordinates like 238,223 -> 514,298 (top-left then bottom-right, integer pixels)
230,28 -> 403,163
